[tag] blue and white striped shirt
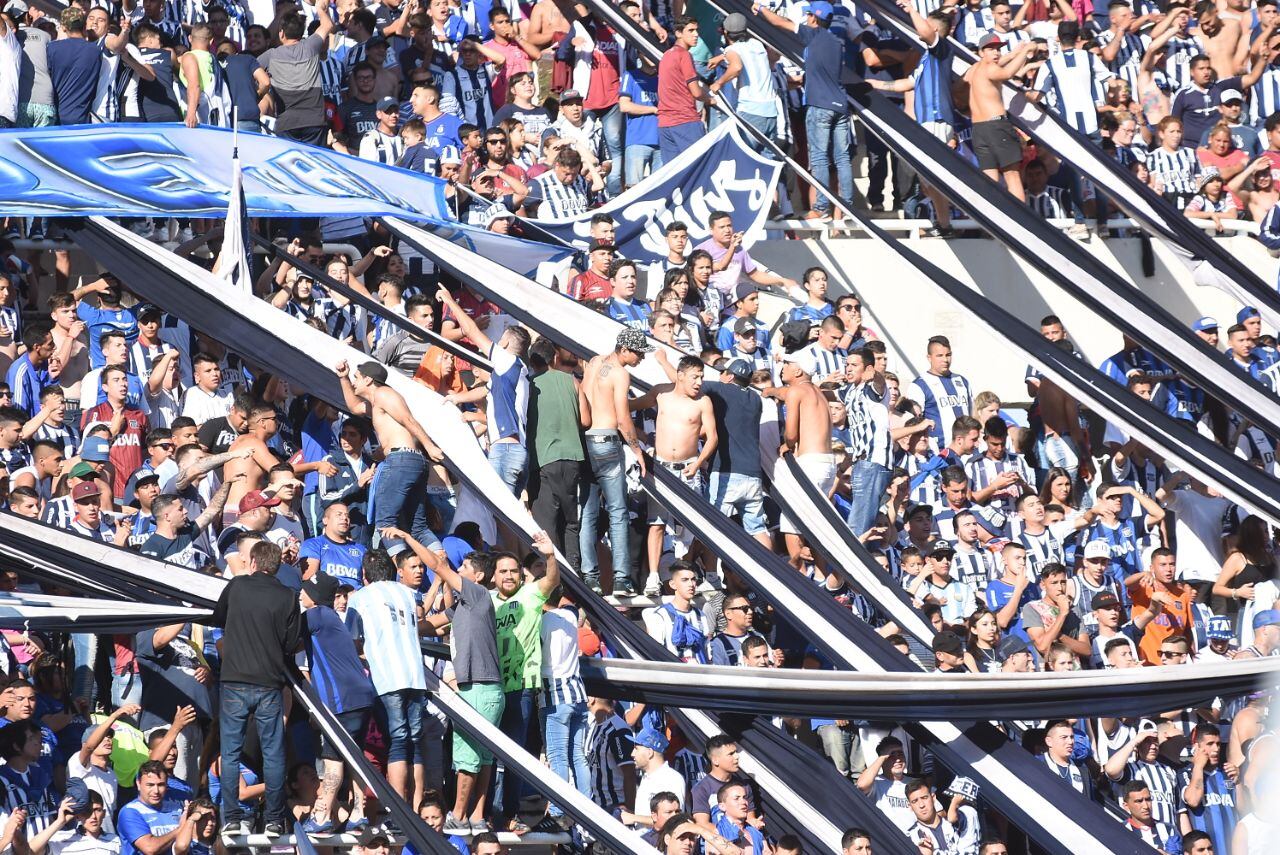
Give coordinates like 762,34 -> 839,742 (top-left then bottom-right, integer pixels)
793,341 -> 846,383
912,35 -> 955,126
911,372 -> 973,447
606,297 -> 652,331
1146,145 -> 1200,196
586,713 -> 633,810
1033,48 -> 1113,136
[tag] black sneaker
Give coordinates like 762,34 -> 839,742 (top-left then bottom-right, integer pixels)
614,578 -> 637,596
220,820 -> 250,838
262,821 -> 286,838
584,576 -> 603,594
531,815 -> 563,834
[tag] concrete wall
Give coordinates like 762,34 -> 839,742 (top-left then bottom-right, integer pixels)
750,234 -> 1279,405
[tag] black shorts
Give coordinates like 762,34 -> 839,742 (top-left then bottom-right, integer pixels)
321,707 -> 372,761
971,116 -> 1023,171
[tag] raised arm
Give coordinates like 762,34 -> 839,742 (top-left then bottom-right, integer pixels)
532,531 -> 560,597
436,285 -> 494,353
334,361 -> 372,417
753,3 -> 799,34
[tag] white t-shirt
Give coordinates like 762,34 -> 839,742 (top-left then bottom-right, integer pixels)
871,776 -> 914,831
633,761 -> 686,821
48,830 -> 121,855
67,754 -> 118,834
1165,488 -> 1232,583
0,24 -> 19,124
180,386 -> 234,425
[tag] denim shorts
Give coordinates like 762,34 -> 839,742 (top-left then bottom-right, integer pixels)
709,471 -> 768,535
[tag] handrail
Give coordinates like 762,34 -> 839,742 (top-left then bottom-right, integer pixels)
763,217 -> 1265,238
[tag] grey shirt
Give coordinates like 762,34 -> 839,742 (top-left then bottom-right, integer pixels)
259,34 -> 325,131
449,577 -> 500,685
373,330 -> 431,376
18,26 -> 52,107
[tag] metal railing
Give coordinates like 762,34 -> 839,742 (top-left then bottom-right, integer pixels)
763,216 -> 1265,240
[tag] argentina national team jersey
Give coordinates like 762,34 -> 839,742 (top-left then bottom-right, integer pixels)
1033,48 -> 1114,135
911,371 -> 973,446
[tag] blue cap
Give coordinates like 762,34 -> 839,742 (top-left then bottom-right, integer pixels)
81,435 -> 111,463
1206,615 -> 1233,640
1237,306 -> 1261,323
64,778 -> 91,815
442,535 -> 475,570
1252,609 -> 1280,631
1191,316 -> 1218,332
627,726 -> 669,753
803,1 -> 834,20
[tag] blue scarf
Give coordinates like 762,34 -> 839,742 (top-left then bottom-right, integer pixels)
663,603 -> 708,663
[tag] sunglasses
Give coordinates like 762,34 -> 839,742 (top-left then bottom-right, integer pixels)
486,138 -> 506,144
152,442 -> 175,450
1159,649 -> 1185,657
725,605 -> 751,612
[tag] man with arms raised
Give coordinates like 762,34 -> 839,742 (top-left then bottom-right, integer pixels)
765,356 -> 833,569
579,329 -> 651,595
335,360 -> 444,549
222,401 -> 282,524
965,33 -> 1036,201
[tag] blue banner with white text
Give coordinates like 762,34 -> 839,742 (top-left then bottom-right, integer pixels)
531,122 -> 782,263
0,124 -> 451,221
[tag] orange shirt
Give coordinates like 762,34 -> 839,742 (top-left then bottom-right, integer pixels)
1128,578 -> 1195,665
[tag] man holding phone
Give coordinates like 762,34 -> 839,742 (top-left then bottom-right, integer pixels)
694,212 -> 799,308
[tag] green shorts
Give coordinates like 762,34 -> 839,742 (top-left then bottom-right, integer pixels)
451,682 -> 505,774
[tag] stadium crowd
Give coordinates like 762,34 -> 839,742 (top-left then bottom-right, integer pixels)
0,0 -> 1277,854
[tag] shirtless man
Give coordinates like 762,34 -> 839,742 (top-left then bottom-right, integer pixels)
526,0 -> 573,51
965,33 -> 1036,201
639,355 -> 718,591
222,401 -> 282,523
1188,0 -> 1242,78
765,357 -> 834,568
579,328 -> 652,594
335,360 -> 444,550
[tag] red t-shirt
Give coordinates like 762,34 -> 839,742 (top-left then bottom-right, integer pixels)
584,23 -> 621,111
81,401 -> 148,497
568,270 -> 611,302
442,291 -> 500,372
657,44 -> 701,128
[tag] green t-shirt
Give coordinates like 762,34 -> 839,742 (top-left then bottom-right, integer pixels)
493,583 -> 550,692
687,0 -> 723,64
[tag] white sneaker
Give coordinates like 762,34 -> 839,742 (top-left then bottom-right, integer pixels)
130,221 -> 155,240
177,227 -> 195,244
1066,223 -> 1089,241
643,574 -> 661,596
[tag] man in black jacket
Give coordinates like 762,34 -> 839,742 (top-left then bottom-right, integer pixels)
210,540 -> 303,837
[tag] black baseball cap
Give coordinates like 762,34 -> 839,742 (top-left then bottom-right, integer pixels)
932,630 -> 965,657
302,572 -> 340,607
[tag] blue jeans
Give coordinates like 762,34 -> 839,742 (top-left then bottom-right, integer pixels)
659,121 -> 704,166
591,105 -> 623,197
847,460 -> 892,536
493,688 -> 536,816
806,106 -> 854,214
581,437 -> 630,585
375,689 -> 426,765
708,471 -> 767,536
741,111 -> 778,156
540,700 -> 590,817
111,669 -> 141,709
624,144 -> 663,186
374,450 -> 433,547
488,441 -> 528,495
219,683 -> 286,824
71,633 -> 97,705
